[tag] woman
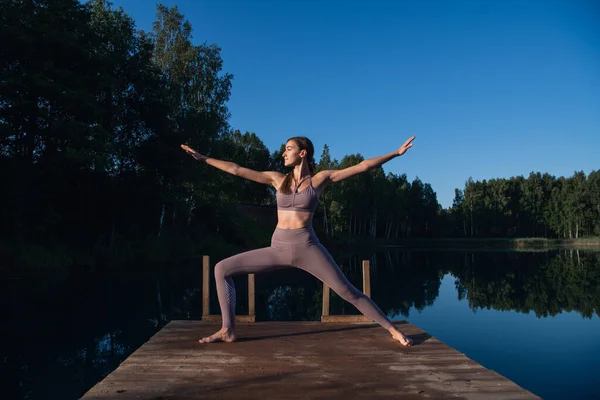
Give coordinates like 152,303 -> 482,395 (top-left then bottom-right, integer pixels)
181,135 -> 415,346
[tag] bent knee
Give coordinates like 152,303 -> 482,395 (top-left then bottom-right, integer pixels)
214,260 -> 232,278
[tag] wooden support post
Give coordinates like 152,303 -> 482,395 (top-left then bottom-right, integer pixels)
322,260 -> 372,323
202,255 -> 210,317
201,255 -> 255,323
362,260 -> 371,298
322,283 -> 330,318
248,274 -> 255,318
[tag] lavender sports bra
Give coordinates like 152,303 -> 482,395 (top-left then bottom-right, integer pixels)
276,175 -> 318,213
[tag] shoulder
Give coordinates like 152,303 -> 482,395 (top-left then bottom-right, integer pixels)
269,171 -> 287,190
265,171 -> 286,180
311,171 -> 333,188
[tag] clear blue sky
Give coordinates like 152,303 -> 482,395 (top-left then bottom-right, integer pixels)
109,0 -> 599,208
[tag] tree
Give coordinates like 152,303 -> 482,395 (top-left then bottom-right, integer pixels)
521,172 -> 545,236
0,0 -> 99,242
269,143 -> 286,173
486,178 -> 509,236
463,177 -> 483,237
587,170 -> 600,235
451,188 -> 466,236
146,3 -> 233,237
316,144 -> 336,236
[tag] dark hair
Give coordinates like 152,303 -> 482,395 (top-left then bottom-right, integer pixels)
279,136 -> 316,195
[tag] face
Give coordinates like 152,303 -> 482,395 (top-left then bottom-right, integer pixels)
282,140 -> 306,167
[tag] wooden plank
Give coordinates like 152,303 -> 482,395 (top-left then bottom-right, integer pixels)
82,321 -> 540,400
202,255 -> 210,317
321,282 -> 330,319
321,315 -> 372,323
248,273 -> 255,317
201,315 -> 256,324
362,259 -> 371,298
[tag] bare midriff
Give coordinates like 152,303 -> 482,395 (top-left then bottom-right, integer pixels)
276,210 -> 314,229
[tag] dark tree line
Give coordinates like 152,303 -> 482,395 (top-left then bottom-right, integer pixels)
447,171 -> 600,238
311,146 -> 440,239
0,0 -> 258,264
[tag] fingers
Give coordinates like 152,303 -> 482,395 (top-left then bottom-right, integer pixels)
397,137 -> 414,156
400,136 -> 415,151
181,144 -> 197,155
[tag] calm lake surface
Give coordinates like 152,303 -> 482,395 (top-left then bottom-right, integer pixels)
2,249 -> 599,399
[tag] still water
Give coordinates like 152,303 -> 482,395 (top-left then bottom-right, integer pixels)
2,249 -> 599,399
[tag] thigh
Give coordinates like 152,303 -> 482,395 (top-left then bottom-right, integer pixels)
294,243 -> 354,292
217,245 -> 292,277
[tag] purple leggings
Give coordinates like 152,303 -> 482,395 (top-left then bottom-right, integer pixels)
214,226 -> 393,330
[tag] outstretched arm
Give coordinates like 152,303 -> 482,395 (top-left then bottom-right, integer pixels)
318,135 -> 415,184
181,144 -> 283,187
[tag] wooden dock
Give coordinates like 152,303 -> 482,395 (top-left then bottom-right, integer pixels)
81,320 -> 539,399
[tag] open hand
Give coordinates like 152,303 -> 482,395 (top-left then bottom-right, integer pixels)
181,144 -> 207,161
397,135 -> 415,156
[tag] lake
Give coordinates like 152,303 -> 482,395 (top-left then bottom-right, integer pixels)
2,248 -> 599,399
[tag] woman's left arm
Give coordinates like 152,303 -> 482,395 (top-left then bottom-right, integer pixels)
317,135 -> 415,184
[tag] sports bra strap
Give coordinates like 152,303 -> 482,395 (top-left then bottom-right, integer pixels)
293,175 -> 311,192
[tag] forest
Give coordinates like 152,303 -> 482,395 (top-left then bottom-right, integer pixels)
1,0 -> 598,275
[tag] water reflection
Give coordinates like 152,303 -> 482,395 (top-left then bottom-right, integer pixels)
262,249 -> 600,320
451,250 -> 600,319
2,249 -> 599,399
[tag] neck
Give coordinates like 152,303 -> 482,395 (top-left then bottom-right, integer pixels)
293,163 -> 311,182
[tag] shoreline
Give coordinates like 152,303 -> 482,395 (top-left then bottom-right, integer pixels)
343,237 -> 600,250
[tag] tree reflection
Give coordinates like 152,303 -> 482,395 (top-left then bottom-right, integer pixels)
254,249 -> 600,321
452,250 -> 600,318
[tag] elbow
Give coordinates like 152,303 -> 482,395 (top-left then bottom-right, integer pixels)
230,164 -> 241,176
360,161 -> 371,172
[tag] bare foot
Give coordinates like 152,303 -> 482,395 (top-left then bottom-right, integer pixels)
389,328 -> 413,347
199,328 -> 237,343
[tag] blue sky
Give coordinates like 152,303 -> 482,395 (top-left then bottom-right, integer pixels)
109,0 -> 599,208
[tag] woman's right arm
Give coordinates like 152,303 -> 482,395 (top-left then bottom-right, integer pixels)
181,144 -> 283,188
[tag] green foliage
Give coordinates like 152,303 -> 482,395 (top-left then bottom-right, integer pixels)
0,0 -> 236,271
311,147 -> 441,240
449,171 -> 600,238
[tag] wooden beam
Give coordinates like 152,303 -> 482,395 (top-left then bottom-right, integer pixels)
248,273 -> 255,318
321,283 -> 330,320
201,315 -> 256,323
202,255 -> 210,317
362,259 -> 371,298
321,315 -> 372,323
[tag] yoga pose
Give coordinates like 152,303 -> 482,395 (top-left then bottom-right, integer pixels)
181,135 -> 415,346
